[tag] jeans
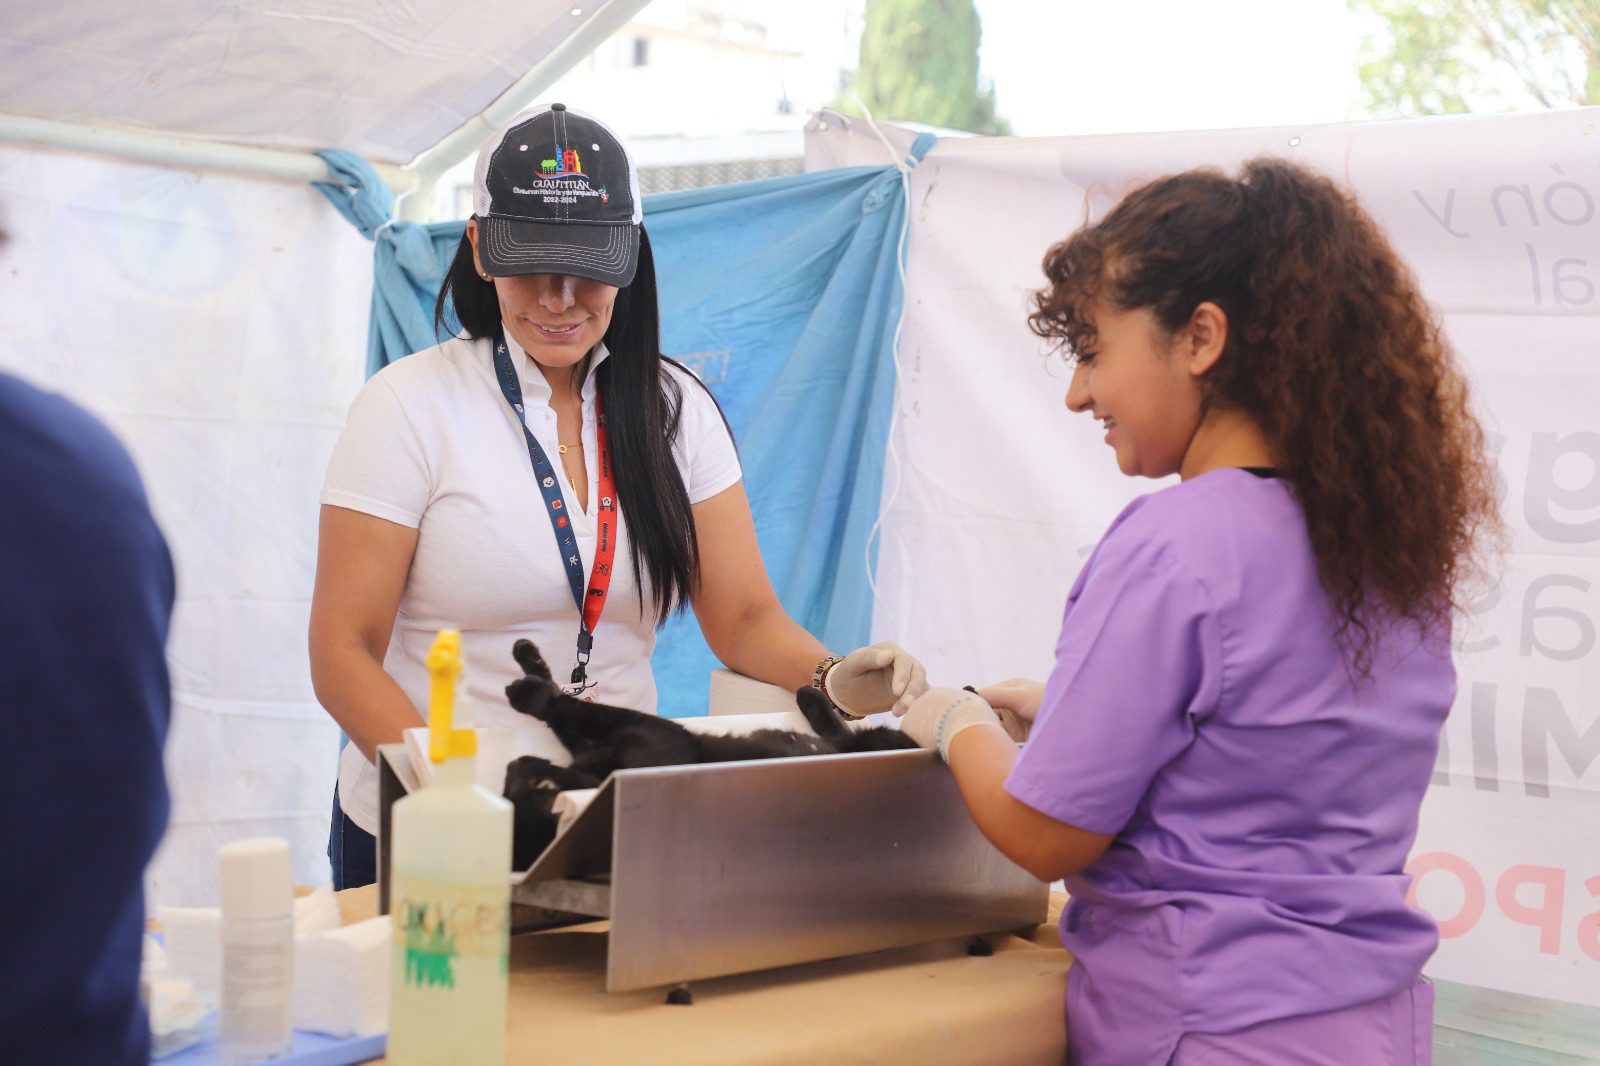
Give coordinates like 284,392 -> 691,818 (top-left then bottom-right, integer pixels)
326,787 -> 377,891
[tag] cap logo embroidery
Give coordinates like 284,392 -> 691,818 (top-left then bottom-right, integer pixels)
538,143 -> 586,179
513,138 -> 604,207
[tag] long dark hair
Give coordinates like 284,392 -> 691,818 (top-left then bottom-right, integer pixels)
435,225 -> 699,624
1029,158 -> 1499,675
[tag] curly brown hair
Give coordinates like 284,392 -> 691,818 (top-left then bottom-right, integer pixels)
1028,157 -> 1499,675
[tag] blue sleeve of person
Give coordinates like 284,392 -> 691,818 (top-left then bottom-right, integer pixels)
0,372 -> 176,1066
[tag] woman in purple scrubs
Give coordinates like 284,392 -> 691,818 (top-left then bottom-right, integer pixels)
897,159 -> 1500,1065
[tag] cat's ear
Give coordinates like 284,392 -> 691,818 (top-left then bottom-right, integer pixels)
512,638 -> 555,683
796,686 -> 846,742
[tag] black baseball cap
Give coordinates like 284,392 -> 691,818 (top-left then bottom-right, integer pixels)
472,103 -> 643,287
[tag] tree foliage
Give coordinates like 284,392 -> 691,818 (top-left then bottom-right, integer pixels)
1352,0 -> 1600,116
839,0 -> 1010,134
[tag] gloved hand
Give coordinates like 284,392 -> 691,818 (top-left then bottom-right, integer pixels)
825,641 -> 929,717
977,677 -> 1046,742
898,687 -> 1002,761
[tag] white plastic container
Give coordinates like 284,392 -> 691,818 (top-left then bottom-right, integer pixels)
386,629 -> 513,1065
218,837 -> 294,1062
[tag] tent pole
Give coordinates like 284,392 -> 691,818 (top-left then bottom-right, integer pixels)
0,112 -> 416,194
395,0 -> 654,222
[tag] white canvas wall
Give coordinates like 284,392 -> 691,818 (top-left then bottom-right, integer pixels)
862,108 -> 1600,1007
0,144 -> 372,905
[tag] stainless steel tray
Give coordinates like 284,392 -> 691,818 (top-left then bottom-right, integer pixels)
378,744 -> 1048,992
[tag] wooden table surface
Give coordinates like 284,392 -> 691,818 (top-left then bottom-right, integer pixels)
339,885 -> 1071,1065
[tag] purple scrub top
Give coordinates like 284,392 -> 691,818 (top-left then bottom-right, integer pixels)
1007,469 -> 1453,1066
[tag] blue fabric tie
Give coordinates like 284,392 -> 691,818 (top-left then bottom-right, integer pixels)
314,150 -> 465,377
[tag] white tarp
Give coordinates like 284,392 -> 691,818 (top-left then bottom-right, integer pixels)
0,142 -> 371,902
0,0 -> 631,164
857,107 -> 1600,1008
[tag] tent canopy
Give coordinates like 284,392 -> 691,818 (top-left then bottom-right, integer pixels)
0,0 -> 651,197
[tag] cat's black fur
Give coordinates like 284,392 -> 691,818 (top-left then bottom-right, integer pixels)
502,638 -> 918,869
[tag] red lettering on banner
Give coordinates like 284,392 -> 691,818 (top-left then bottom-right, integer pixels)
1579,875 -> 1600,963
1496,864 -> 1566,955
1406,852 -> 1486,938
1408,854 -> 1600,963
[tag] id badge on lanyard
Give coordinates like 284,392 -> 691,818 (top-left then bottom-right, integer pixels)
492,343 -> 618,695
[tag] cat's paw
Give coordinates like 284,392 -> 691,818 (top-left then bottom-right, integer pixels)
504,755 -> 562,795
504,755 -> 600,797
505,674 -> 556,720
511,638 -> 555,683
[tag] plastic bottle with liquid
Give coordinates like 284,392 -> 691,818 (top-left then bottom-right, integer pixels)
386,629 -> 513,1065
218,836 -> 294,1063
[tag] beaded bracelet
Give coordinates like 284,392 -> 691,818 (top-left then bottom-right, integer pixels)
811,655 -> 862,721
932,695 -> 978,763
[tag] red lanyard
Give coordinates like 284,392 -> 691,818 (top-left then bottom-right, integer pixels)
582,401 -> 619,650
493,343 -> 618,694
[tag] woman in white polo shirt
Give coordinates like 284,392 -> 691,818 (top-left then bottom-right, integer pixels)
309,104 -> 926,888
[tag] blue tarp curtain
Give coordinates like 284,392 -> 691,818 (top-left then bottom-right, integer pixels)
315,135 -> 934,715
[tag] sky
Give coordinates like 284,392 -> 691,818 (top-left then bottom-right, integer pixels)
975,0 -> 1367,136
769,0 -> 1370,138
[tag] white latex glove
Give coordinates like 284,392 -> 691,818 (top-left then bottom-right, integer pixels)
898,687 -> 1001,761
977,678 -> 1046,742
825,641 -> 929,717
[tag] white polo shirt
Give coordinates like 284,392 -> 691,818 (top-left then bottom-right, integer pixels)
321,333 -> 741,832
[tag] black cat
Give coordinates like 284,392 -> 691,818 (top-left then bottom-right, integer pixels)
502,638 -> 919,869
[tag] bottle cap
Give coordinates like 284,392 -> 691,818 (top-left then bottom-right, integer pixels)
427,628 -> 477,764
219,837 -> 292,922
